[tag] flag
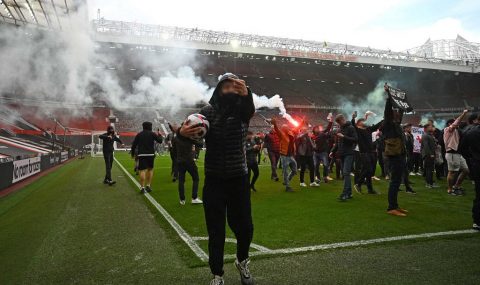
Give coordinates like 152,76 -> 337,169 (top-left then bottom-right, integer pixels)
385,84 -> 413,112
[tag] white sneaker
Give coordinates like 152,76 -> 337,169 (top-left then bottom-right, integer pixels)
409,172 -> 416,176
191,198 -> 203,204
180,200 -> 186,205
310,182 -> 320,187
350,173 -> 355,177
210,275 -> 225,285
326,176 -> 334,181
234,259 -> 254,285
300,182 -> 307,187
372,176 -> 381,181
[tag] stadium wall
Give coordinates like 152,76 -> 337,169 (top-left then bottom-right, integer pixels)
0,150 -> 78,192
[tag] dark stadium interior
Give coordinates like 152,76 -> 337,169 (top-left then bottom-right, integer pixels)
1,41 -> 479,157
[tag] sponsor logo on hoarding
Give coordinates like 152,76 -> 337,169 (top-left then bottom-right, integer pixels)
61,151 -> 68,162
12,157 -> 41,183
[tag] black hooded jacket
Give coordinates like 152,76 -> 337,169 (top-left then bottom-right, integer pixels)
331,121 -> 358,156
197,80 -> 255,178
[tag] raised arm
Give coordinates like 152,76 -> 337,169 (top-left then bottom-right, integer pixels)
446,110 -> 468,133
238,88 -> 255,123
367,120 -> 384,132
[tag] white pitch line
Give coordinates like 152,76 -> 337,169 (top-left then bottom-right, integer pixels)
114,157 -> 209,262
224,229 -> 478,259
192,236 -> 272,253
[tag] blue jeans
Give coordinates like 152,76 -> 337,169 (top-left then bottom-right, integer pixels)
341,154 -> 354,196
313,152 -> 329,180
280,155 -> 297,188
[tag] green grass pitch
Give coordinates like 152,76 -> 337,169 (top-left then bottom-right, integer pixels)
0,153 -> 479,284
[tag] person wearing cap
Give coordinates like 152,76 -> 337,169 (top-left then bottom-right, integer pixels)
130,122 -> 163,194
99,125 -> 123,186
179,73 -> 255,285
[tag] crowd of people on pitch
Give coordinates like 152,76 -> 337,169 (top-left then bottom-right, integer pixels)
99,73 -> 480,285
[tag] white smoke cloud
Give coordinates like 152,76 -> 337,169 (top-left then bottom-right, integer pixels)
0,3 -> 295,125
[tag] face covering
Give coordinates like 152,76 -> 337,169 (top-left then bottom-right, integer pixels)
219,92 -> 238,106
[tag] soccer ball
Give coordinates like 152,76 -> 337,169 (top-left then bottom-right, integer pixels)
184,114 -> 209,142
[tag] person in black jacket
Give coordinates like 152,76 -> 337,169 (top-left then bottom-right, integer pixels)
296,127 -> 318,187
330,114 -> 358,201
421,124 -> 438,188
178,73 -> 255,285
380,93 -> 408,217
351,112 -> 383,194
99,126 -> 123,186
172,123 -> 202,205
166,123 -> 178,182
246,131 -> 261,192
459,113 -> 480,231
313,119 -> 333,183
130,122 -> 163,194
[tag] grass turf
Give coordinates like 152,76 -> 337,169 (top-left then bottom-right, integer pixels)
115,151 -> 474,252
0,154 -> 479,284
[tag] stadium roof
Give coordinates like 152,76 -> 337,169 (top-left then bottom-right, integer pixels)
406,35 -> 480,62
0,0 -> 82,30
93,18 -> 480,73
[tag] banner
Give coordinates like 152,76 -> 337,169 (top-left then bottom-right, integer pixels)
411,126 -> 424,154
385,84 -> 413,112
12,157 -> 41,183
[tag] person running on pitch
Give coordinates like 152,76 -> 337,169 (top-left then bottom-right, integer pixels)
130,122 -> 163,194
179,73 -> 255,285
99,126 -> 123,186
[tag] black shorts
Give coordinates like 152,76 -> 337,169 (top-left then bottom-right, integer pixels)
138,156 -> 155,170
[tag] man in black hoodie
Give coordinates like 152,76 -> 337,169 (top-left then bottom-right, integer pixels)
130,122 -> 163,194
179,73 -> 255,285
99,126 -> 123,186
330,114 -> 358,201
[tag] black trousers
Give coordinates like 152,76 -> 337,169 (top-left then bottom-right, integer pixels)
178,161 -> 199,201
267,151 -> 280,179
203,175 -> 253,276
412,152 -> 422,173
424,156 -> 435,185
377,150 -> 386,177
169,149 -> 178,179
247,161 -> 259,187
103,151 -> 114,181
298,155 -> 315,183
387,155 -> 404,210
469,159 -> 480,225
358,152 -> 375,191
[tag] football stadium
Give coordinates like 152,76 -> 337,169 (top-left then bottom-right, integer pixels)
1,1 -> 480,284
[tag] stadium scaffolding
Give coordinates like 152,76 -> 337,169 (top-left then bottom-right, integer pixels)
406,35 -> 480,63
92,18 -> 480,67
0,0 -> 80,30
